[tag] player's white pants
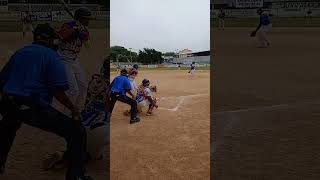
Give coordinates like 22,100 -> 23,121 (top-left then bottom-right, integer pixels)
86,124 -> 108,159
138,100 -> 151,112
258,24 -> 272,47
61,59 -> 88,111
22,23 -> 33,32
218,18 -> 225,30
190,69 -> 195,77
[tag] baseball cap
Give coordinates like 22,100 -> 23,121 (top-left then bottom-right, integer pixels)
33,23 -> 59,40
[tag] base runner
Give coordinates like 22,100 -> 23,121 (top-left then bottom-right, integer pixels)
188,62 -> 196,77
251,8 -> 272,48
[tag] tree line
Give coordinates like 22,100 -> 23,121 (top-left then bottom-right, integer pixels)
111,46 -> 176,65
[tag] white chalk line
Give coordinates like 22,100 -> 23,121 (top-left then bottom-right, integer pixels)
214,99 -> 320,116
160,93 -> 208,101
157,93 -> 208,112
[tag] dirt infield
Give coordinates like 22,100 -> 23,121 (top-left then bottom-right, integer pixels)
0,29 -> 109,180
110,70 -> 210,180
213,28 -> 320,179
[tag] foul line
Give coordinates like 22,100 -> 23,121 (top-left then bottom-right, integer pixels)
158,93 -> 208,112
214,99 -> 320,116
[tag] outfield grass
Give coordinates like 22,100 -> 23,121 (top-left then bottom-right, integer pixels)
0,19 -> 108,32
211,17 -> 320,27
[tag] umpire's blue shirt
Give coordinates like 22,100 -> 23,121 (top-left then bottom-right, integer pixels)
111,75 -> 131,95
1,43 -> 69,107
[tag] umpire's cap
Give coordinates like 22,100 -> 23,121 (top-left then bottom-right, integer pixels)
120,69 -> 128,76
33,23 -> 59,40
74,7 -> 93,20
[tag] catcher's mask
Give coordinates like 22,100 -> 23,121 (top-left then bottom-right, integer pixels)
142,79 -> 150,87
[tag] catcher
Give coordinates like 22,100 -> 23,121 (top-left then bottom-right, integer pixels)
136,79 -> 158,116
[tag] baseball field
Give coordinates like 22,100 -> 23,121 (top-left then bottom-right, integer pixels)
0,28 -> 109,180
213,27 -> 320,179
110,69 -> 210,179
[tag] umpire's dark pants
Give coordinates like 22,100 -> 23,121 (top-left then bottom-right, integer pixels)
109,92 -> 138,120
0,95 -> 87,180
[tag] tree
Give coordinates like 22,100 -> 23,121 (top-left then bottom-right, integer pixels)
138,48 -> 164,65
110,46 -> 138,63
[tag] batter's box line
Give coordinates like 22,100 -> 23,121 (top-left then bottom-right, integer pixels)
157,93 -> 208,112
159,93 -> 208,101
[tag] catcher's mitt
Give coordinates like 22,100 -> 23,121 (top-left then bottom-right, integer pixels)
250,31 -> 256,37
150,85 -> 157,92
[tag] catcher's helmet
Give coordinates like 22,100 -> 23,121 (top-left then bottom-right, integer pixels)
33,23 -> 59,40
74,7 -> 93,20
142,79 -> 150,86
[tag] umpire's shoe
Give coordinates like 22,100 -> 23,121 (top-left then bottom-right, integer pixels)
130,117 -> 140,124
0,165 -> 5,174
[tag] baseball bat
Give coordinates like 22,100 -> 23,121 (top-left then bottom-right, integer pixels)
57,0 -> 74,19
56,0 -> 91,48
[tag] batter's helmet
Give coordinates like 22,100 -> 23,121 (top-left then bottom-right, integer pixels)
133,64 -> 139,70
74,7 -> 93,20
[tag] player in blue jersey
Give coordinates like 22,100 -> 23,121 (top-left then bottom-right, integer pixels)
251,8 -> 272,48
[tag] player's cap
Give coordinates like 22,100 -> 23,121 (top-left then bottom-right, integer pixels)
33,23 -> 59,40
74,7 -> 94,20
120,69 -> 128,76
142,79 -> 150,86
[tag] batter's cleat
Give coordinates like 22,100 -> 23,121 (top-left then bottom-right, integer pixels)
42,151 -> 63,171
146,112 -> 153,116
130,117 -> 140,124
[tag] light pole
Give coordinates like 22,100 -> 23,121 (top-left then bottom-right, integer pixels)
129,48 -> 133,64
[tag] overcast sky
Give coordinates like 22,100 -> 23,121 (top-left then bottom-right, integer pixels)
110,0 -> 210,53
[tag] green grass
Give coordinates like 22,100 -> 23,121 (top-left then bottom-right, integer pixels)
0,19 -> 108,32
211,17 -> 320,27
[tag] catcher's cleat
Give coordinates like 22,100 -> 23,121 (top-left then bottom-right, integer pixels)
42,151 -> 63,171
130,117 -> 140,124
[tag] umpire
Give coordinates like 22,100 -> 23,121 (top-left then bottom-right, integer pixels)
109,69 -> 140,124
0,24 -> 92,180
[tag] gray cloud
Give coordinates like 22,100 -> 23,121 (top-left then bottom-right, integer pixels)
111,0 -> 210,53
